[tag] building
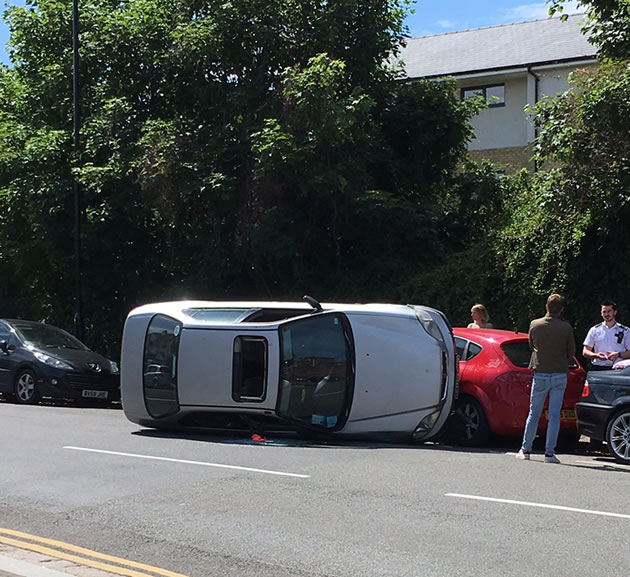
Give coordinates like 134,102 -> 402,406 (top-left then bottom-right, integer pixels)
398,14 -> 598,171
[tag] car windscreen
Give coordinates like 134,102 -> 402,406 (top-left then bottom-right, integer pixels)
501,341 -> 531,368
12,321 -> 89,350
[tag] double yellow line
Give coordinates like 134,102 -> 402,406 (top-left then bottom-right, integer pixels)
0,527 -> 191,577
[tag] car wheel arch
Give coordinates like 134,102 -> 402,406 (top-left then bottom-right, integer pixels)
605,405 -> 630,464
458,386 -> 497,434
451,394 -> 491,446
611,396 -> 630,410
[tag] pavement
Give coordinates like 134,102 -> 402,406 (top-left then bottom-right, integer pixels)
0,548 -> 136,577
0,554 -> 81,577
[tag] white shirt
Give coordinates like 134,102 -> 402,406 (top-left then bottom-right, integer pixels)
583,322 -> 630,366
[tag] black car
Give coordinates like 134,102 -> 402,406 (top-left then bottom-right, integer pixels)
576,366 -> 630,464
0,319 -> 120,405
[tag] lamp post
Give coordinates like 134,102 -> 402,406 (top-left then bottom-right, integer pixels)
72,0 -> 83,341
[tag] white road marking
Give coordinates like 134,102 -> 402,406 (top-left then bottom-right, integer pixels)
507,452 -> 630,471
64,446 -> 310,478
446,493 -> 630,520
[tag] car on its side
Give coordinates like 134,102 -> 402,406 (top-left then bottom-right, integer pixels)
576,366 -> 630,464
0,319 -> 120,405
121,297 -> 458,442
448,328 -> 586,446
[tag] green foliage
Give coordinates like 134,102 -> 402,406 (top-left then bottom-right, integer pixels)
0,0 -> 480,356
404,163 -> 520,328
494,58 -> 630,338
530,61 -> 630,242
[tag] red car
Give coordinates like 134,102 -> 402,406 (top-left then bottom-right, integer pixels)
449,328 -> 586,446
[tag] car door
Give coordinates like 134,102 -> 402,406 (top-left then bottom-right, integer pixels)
498,339 -> 535,430
454,336 -> 482,385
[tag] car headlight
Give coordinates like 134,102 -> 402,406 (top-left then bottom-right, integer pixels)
412,409 -> 441,439
33,351 -> 74,370
110,361 -> 120,374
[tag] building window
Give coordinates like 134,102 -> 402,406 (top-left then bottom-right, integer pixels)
461,84 -> 505,107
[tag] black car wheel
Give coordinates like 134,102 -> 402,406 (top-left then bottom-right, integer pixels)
14,369 -> 40,405
453,396 -> 490,446
606,408 -> 630,464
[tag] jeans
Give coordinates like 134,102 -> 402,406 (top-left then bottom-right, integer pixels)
521,372 -> 567,455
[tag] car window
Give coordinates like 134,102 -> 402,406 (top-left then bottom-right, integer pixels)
244,309 -> 309,322
454,337 -> 483,361
183,308 -> 251,322
232,336 -> 267,401
501,341 -> 531,368
143,314 -> 181,418
454,337 -> 466,360
466,342 -> 482,361
0,322 -> 9,342
12,321 -> 89,350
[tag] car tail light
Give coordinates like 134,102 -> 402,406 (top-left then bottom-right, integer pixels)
495,371 -> 533,386
582,381 -> 590,398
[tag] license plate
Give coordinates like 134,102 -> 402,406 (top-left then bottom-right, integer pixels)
545,409 -> 575,420
82,390 -> 108,399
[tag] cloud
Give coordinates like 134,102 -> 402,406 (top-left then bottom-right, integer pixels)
436,19 -> 456,29
502,1 -> 584,21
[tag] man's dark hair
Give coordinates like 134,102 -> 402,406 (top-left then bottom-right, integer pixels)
601,299 -> 617,310
547,293 -> 564,315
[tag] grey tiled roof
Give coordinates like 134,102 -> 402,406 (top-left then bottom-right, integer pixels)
399,14 -> 597,79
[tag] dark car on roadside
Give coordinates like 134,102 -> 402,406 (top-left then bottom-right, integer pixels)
448,328 -> 586,446
0,319 -> 120,405
576,366 -> 630,464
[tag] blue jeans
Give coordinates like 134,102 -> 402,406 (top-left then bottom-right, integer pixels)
521,372 -> 567,455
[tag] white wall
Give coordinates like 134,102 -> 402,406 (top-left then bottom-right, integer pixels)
459,62 -> 596,151
460,74 -> 529,150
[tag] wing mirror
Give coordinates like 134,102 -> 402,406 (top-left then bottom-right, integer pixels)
0,340 -> 15,354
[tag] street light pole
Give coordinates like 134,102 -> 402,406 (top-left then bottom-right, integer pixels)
72,0 -> 83,341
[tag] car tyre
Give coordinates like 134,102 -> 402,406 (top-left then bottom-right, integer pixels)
605,408 -> 630,464
14,368 -> 40,405
452,396 -> 490,446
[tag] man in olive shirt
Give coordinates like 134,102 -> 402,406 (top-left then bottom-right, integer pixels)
516,293 -> 576,464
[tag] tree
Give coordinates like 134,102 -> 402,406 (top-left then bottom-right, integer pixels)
493,1 -> 630,333
0,0 -> 479,355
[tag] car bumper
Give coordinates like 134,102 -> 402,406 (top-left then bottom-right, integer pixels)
576,402 -> 611,441
37,372 -> 121,402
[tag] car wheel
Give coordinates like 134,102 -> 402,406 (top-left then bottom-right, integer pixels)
14,369 -> 40,405
453,396 -> 490,446
606,408 -> 630,464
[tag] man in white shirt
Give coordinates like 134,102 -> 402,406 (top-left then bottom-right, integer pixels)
583,300 -> 630,370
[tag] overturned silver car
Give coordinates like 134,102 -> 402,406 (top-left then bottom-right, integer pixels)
120,297 -> 457,441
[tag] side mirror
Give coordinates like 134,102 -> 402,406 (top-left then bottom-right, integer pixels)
0,340 -> 15,354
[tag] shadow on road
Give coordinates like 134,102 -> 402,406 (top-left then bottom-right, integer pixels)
131,426 -> 610,460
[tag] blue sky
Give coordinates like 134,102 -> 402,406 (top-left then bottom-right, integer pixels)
406,0 -> 583,37
0,0 -> 584,66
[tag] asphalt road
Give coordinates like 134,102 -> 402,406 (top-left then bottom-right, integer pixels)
1,400 -> 629,577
